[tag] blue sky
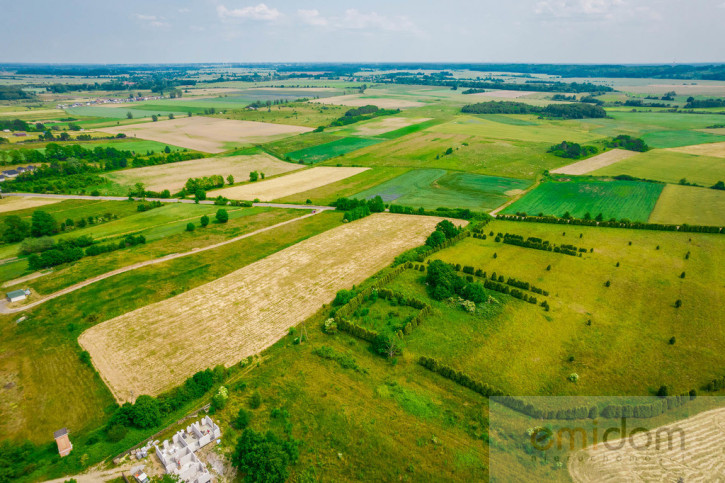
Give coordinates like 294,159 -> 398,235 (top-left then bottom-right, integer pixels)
2,0 -> 725,63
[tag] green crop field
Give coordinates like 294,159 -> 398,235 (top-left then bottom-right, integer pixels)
649,184 -> 725,226
354,168 -> 532,211
261,131 -> 343,158
65,106 -> 186,119
591,149 -> 725,186
215,102 -> 349,127
641,130 -> 725,148
285,136 -> 384,163
501,179 -> 664,221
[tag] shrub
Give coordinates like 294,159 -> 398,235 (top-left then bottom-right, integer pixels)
323,318 -> 337,334
332,289 -> 355,306
669,336 -> 676,345
233,408 -> 251,430
674,299 -> 682,308
216,209 -> 229,223
186,222 -> 195,232
657,385 -> 669,397
568,373 -> 579,383
249,391 -> 262,409
106,424 -> 128,443
232,428 -> 299,483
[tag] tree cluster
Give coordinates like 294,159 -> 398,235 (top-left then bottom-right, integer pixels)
606,134 -> 649,152
419,356 -> 505,397
461,101 -> 607,119
548,141 -> 598,159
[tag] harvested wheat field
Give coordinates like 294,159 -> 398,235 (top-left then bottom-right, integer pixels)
104,153 -> 302,192
349,117 -> 432,136
0,196 -> 62,213
568,407 -> 725,482
213,166 -> 369,201
96,116 -> 312,153
310,95 -> 424,109
550,149 -> 640,175
667,141 -> 725,158
79,213 -> 464,402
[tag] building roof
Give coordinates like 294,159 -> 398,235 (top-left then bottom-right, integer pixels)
7,289 -> 26,298
2,170 -> 18,176
54,428 -> 68,439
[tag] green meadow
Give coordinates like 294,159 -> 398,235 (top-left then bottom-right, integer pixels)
591,149 -> 725,186
354,168 -> 532,211
285,136 -> 384,164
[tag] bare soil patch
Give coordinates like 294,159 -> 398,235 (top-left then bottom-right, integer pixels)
79,213 -> 465,402
95,116 -> 312,153
105,153 -> 302,192
569,407 -> 725,482
212,167 -> 369,201
667,141 -> 725,158
550,149 -> 640,175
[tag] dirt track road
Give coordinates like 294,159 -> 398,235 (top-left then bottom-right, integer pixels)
0,210 -> 321,314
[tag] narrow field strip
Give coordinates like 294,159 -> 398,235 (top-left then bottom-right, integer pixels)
213,166 -> 369,201
550,149 -> 639,175
79,213 -> 463,402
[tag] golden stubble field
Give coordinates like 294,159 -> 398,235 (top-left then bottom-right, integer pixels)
104,153 -> 303,192
0,196 -> 63,213
79,213 -> 465,402
96,116 -> 312,153
568,407 -> 725,482
550,149 -> 639,175
212,166 -> 369,201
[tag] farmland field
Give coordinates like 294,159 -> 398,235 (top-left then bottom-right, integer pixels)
649,184 -> 725,226
333,117 -> 432,136
641,130 -> 725,148
78,213 -> 463,401
0,196 -> 62,213
591,149 -> 725,186
285,136 -> 383,163
668,140 -> 725,158
310,94 -> 425,109
354,168 -> 532,211
95,116 -> 312,153
103,153 -> 302,193
0,211 -> 344,443
569,407 -> 725,482
550,149 -> 639,175
212,166 -> 369,201
501,179 -> 664,221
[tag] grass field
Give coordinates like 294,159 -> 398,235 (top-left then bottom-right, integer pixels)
501,179 -> 664,221
261,131 -> 343,159
591,149 -> 725,186
354,168 -> 532,211
79,213 -> 456,402
649,184 -> 725,226
285,136 -> 384,163
0,211 -> 344,442
96,116 -> 312,153
641,130 -> 725,148
409,221 -> 725,397
331,117 -> 432,137
103,153 -> 302,193
215,102 -> 349,128
213,166 -> 369,201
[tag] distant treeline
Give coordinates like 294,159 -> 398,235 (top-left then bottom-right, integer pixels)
684,98 -> 725,109
497,213 -> 724,233
325,105 -> 400,129
383,74 -> 613,93
0,85 -> 36,101
461,101 -> 607,119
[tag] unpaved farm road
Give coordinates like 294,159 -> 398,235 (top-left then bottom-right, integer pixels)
0,210 -> 322,314
1,192 -> 334,212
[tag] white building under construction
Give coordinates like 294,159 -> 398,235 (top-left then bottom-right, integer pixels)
154,416 -> 221,483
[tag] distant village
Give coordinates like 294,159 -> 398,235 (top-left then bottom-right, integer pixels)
56,95 -> 166,110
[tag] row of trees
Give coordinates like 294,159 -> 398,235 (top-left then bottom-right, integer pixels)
500,233 -> 586,256
496,214 -> 724,234
461,101 -> 607,119
418,356 -> 505,397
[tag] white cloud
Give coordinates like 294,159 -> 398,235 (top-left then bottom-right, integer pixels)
298,9 -> 328,26
297,8 -> 417,33
217,4 -> 281,21
134,14 -> 169,28
178,8 -> 191,14
535,0 -> 626,19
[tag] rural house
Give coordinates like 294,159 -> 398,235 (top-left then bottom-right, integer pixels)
54,428 -> 73,457
6,289 -> 30,302
2,170 -> 19,178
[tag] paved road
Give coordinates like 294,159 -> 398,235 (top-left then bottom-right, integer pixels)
0,210 -> 322,314
1,192 -> 335,211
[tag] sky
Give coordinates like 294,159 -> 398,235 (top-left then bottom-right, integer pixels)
1,0 -> 725,64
